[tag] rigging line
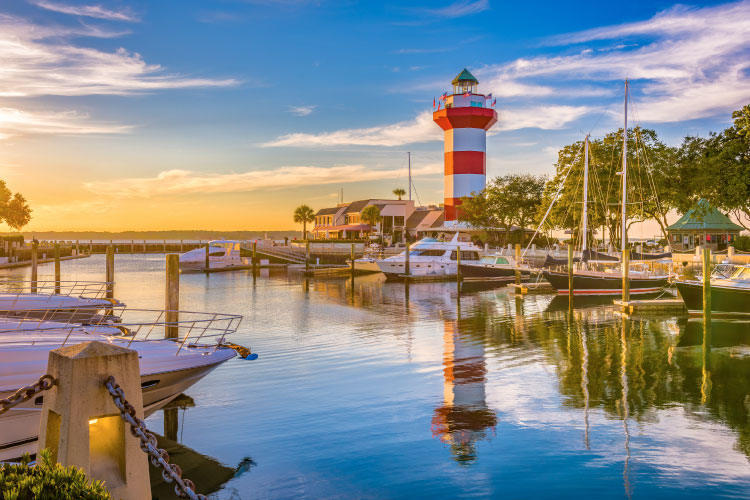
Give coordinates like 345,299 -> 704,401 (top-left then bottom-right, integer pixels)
587,83 -> 626,137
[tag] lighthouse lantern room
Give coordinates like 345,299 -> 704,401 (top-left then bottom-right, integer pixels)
433,68 -> 497,223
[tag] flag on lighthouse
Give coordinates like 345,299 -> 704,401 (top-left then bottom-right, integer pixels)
439,92 -> 448,100
492,99 -> 496,107
485,93 -> 492,100
433,97 -> 436,108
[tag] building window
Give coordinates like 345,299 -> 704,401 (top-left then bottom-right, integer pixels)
394,216 -> 405,226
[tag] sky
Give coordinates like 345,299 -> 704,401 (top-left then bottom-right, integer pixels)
1,0 -> 749,232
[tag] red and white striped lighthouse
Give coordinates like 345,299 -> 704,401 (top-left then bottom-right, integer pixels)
433,68 -> 497,223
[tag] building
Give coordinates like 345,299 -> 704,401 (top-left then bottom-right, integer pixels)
312,199 -> 424,241
667,199 -> 744,251
433,68 -> 498,224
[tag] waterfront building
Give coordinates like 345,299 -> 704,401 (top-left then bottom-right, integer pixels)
433,68 -> 498,223
667,199 -> 743,251
312,199 -> 418,241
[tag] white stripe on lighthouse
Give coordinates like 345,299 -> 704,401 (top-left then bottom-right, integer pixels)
445,174 -> 486,198
444,128 -> 486,153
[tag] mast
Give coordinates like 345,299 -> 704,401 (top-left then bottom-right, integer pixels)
408,151 -> 412,201
582,134 -> 590,255
621,80 -> 628,253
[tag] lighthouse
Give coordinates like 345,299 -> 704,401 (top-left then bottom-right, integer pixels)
433,68 -> 497,223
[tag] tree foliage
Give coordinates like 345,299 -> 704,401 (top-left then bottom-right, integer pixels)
0,180 -> 31,230
293,204 -> 315,239
360,205 -> 381,237
0,449 -> 113,499
392,188 -> 406,200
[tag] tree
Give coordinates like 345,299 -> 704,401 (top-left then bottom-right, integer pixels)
293,205 -> 315,240
360,205 -> 381,239
0,181 -> 31,230
392,188 -> 406,200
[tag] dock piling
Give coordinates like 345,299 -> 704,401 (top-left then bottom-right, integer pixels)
166,254 -> 179,339
252,241 -> 257,273
131,240 -> 135,253
350,243 -> 355,275
515,243 -> 521,285
204,243 -> 210,272
405,241 -> 410,280
54,243 -> 61,294
105,245 -> 115,299
456,245 -> 462,285
305,240 -> 310,272
567,244 -> 574,300
622,249 -> 630,302
703,247 -> 712,333
31,241 -> 38,294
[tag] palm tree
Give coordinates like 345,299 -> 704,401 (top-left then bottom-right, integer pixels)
392,188 -> 406,200
360,205 -> 381,239
293,205 -> 315,240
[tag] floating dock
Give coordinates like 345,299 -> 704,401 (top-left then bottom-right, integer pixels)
613,298 -> 686,315
511,282 -> 556,294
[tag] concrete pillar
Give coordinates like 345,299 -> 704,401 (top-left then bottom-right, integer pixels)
54,243 -> 61,294
38,341 -> 151,500
106,245 -> 115,300
165,254 -> 179,339
31,241 -> 39,294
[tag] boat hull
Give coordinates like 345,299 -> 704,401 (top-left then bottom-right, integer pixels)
459,264 -> 531,281
543,270 -> 668,295
675,281 -> 750,316
377,260 -> 456,280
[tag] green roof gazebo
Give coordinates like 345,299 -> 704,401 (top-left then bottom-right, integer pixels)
666,199 -> 743,251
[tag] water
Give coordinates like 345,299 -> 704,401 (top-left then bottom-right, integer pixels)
8,255 -> 750,499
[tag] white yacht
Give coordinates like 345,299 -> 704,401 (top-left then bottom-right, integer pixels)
179,240 -> 244,271
0,313 -> 244,461
376,233 -> 482,279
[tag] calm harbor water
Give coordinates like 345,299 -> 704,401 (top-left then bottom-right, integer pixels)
7,254 -> 750,499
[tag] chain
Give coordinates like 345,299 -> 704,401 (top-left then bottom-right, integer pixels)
0,374 -> 56,416
104,376 -> 207,500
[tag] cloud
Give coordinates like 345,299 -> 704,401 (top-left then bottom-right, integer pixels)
30,0 -> 139,22
83,164 -> 443,197
425,0 -> 489,18
477,0 -> 750,123
263,111 -> 441,147
288,105 -> 316,116
0,107 -> 132,139
498,105 -> 591,131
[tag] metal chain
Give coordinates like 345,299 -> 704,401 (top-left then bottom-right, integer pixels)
104,376 -> 207,500
0,374 -> 56,416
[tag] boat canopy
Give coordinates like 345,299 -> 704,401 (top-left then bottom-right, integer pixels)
631,251 -> 672,261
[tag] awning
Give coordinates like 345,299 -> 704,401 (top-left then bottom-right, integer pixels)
312,224 -> 370,232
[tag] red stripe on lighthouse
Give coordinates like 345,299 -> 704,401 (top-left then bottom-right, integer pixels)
444,151 -> 485,175
444,197 -> 464,221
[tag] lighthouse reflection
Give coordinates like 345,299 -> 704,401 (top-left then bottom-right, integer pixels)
432,319 -> 497,464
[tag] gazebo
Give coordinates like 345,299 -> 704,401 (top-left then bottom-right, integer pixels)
667,199 -> 743,251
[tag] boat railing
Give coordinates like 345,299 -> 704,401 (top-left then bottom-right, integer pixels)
0,279 -> 113,299
0,309 -> 244,354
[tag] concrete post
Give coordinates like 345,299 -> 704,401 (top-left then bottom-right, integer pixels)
515,243 -> 522,285
54,243 -> 61,294
166,254 -> 179,339
38,341 -> 151,500
106,245 -> 115,300
31,241 -> 38,294
622,248 -> 630,302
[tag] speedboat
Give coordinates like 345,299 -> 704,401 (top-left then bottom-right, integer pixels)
179,240 -> 244,272
376,233 -> 482,280
459,254 -> 531,282
351,257 -> 381,274
0,313 -> 245,461
676,264 -> 750,316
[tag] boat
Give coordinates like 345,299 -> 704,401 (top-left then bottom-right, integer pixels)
0,311 -> 245,461
675,264 -> 750,316
376,233 -> 482,279
351,256 -> 381,274
179,240 -> 244,271
459,254 -> 531,282
542,81 -> 669,296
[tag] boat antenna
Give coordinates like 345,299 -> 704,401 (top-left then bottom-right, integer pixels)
621,79 -> 628,254
408,151 -> 412,201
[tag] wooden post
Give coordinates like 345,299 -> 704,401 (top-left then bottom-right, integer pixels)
205,243 -> 210,271
89,239 -> 93,254
622,248 -> 630,302
31,241 -> 38,294
180,239 -> 184,252
163,239 -> 167,253
75,240 -> 79,256
350,243 -> 355,275
54,243 -> 61,294
165,254 -> 179,339
567,244 -> 574,299
515,243 -> 522,285
405,241 -> 410,279
252,241 -> 257,274
456,245 -> 462,284
106,245 -> 115,299
305,240 -> 310,271
130,240 -> 134,253
143,240 -> 147,253
38,341 -> 151,500
703,247 -> 712,331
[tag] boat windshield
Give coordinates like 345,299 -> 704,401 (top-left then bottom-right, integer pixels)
479,257 -> 495,264
730,266 -> 750,280
408,249 -> 447,257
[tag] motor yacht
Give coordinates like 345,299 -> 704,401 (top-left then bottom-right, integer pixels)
676,264 -> 750,316
179,240 -> 244,272
376,233 -> 482,279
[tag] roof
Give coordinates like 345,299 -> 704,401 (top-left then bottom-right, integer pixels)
667,199 -> 744,232
343,199 -> 371,214
312,224 -> 371,232
452,68 -> 478,85
406,210 -> 431,228
315,207 -> 340,216
430,214 -> 445,228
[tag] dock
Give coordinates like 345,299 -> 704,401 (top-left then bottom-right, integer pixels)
613,298 -> 686,314
0,253 -> 90,270
302,265 -> 352,277
511,282 -> 556,294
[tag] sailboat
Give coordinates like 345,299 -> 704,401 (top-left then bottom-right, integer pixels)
543,81 -> 670,295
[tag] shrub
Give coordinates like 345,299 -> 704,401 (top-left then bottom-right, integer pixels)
0,449 -> 112,500
733,235 -> 750,252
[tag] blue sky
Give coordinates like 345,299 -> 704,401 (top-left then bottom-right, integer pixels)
1,0 -> 748,230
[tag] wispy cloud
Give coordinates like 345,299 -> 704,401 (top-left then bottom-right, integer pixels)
498,105 -> 591,131
30,0 -> 139,22
83,164 -> 442,197
288,105 -> 317,116
425,0 -> 489,18
0,107 -> 131,140
263,111 -> 441,147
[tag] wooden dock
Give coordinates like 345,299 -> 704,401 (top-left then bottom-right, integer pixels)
0,253 -> 90,270
613,298 -> 686,314
302,265 -> 352,277
511,282 -> 556,294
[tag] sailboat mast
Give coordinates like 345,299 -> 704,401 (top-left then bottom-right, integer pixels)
408,151 -> 412,201
621,80 -> 629,253
582,134 -> 590,254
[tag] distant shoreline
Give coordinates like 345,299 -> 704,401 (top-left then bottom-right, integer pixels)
0,230 -> 302,240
